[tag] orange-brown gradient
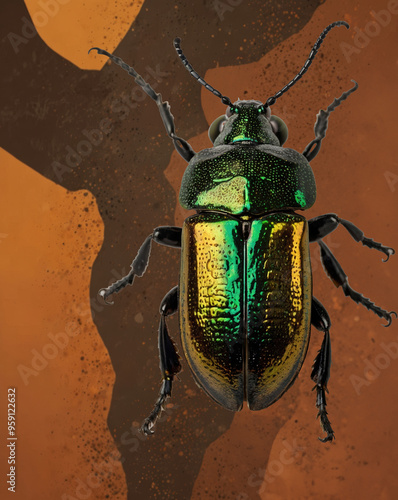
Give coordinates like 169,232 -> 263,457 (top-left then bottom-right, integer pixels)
0,149 -> 126,498
2,0 -> 398,499
24,0 -> 145,69
0,1 -> 144,498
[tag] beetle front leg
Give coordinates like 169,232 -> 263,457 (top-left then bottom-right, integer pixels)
98,226 -> 181,304
309,213 -> 395,261
141,286 -> 181,436
311,297 -> 334,443
318,241 -> 396,326
302,80 -> 358,162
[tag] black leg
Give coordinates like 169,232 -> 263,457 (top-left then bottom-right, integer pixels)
141,286 -> 181,435
318,240 -> 396,326
88,48 -> 196,162
309,213 -> 395,261
302,80 -> 358,162
99,226 -> 181,304
311,297 -> 334,443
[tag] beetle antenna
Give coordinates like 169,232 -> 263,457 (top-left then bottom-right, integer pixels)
174,38 -> 232,106
265,21 -> 350,107
89,47 -> 143,79
88,46 -> 196,162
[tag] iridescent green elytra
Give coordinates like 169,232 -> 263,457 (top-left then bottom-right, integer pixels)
179,211 -> 312,410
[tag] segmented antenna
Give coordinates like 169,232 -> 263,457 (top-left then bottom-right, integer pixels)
89,47 -> 142,80
265,21 -> 350,107
173,38 -> 232,106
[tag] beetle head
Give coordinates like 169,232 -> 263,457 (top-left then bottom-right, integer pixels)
208,100 -> 288,147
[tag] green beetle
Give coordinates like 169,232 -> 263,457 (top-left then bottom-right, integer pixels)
92,21 -> 395,442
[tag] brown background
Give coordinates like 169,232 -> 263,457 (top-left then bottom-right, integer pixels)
1,0 -> 397,499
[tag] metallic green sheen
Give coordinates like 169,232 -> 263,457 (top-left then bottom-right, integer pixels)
179,212 -> 312,411
179,212 -> 244,410
179,144 -> 316,214
215,102 -> 279,147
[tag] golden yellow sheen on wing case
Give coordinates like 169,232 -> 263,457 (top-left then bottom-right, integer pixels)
246,213 -> 312,409
179,212 -> 245,410
179,212 -> 311,410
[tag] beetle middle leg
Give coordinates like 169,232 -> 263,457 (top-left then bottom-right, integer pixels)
308,213 -> 395,261
317,240 -> 396,326
311,297 -> 334,443
98,226 -> 181,304
140,285 -> 181,436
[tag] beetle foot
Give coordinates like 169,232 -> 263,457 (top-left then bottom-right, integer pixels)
317,408 -> 335,443
361,237 -> 395,262
381,246 -> 395,262
98,288 -> 114,305
318,431 -> 335,443
315,385 -> 335,443
140,380 -> 171,436
139,402 -> 165,436
341,282 -> 396,327
140,418 -> 156,436
383,311 -> 397,327
98,270 -> 135,305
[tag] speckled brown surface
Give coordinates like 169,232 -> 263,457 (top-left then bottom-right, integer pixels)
0,149 -> 126,499
1,0 -> 397,499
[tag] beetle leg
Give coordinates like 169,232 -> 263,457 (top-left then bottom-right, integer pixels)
302,80 -> 358,162
311,297 -> 334,443
318,241 -> 397,326
98,226 -> 181,304
88,48 -> 196,162
309,213 -> 395,261
141,286 -> 181,436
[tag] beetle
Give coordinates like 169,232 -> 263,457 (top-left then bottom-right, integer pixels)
89,21 -> 396,442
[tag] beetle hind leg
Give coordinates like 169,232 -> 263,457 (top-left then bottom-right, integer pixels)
318,241 -> 396,326
140,286 -> 181,436
311,297 -> 334,443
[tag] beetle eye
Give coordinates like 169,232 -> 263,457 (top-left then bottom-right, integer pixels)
269,115 -> 288,145
270,120 -> 278,134
208,115 -> 228,143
